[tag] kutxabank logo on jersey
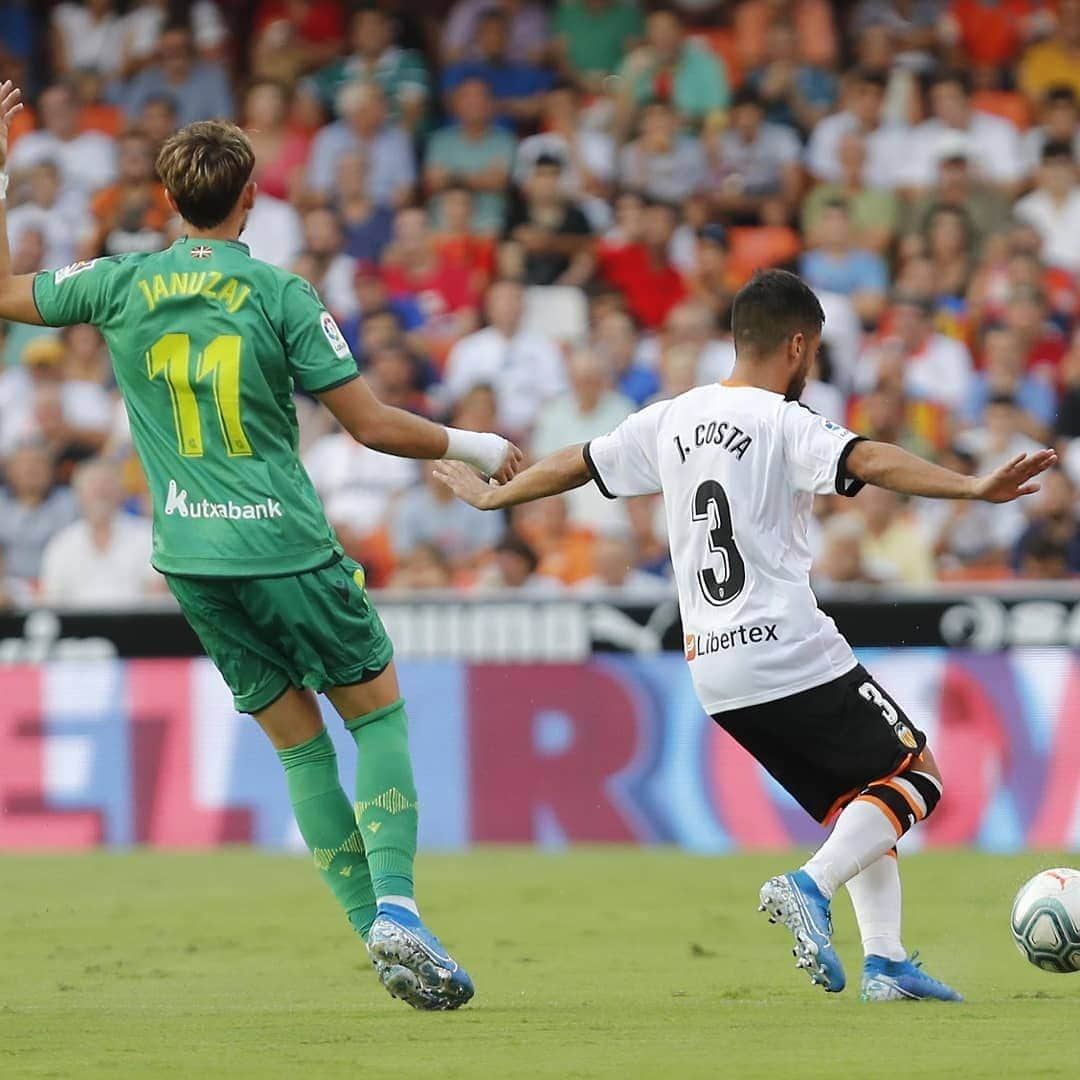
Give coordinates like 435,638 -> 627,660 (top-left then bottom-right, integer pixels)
164,479 -> 283,521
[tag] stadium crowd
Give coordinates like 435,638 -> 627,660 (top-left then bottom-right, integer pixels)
2,0 -> 1080,609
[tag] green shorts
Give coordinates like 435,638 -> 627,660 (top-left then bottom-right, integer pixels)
166,555 -> 393,714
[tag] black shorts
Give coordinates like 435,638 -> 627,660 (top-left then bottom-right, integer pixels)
711,664 -> 927,825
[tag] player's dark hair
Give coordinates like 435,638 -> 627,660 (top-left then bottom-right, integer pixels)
156,120 -> 256,229
731,270 -> 825,358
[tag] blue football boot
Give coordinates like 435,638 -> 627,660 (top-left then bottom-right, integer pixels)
759,870 -> 847,993
860,952 -> 963,1002
366,904 -> 475,1011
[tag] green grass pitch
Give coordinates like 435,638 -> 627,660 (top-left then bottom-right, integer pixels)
2,849 -> 1079,1078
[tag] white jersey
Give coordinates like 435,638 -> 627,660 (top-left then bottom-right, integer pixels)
585,384 -> 862,714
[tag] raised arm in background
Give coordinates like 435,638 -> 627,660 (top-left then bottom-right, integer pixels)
0,81 -> 45,325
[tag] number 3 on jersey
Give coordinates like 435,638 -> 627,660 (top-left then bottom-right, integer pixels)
147,333 -> 252,458
692,479 -> 746,606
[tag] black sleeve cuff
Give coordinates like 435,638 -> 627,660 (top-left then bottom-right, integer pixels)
835,436 -> 867,497
582,441 -> 615,499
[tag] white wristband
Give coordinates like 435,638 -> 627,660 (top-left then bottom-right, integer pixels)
0,173 -> 8,202
442,427 -> 508,477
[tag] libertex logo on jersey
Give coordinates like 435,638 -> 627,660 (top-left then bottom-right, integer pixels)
164,479 -> 283,521
684,623 -> 778,660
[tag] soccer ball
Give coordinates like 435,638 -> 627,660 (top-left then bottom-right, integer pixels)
1010,867 -> 1080,973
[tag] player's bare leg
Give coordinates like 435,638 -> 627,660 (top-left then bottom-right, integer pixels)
327,664 -> 475,1010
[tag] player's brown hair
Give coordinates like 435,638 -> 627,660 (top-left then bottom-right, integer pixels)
731,270 -> 825,358
155,121 -> 255,229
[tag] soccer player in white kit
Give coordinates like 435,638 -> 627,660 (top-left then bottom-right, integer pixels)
436,270 -> 1057,1001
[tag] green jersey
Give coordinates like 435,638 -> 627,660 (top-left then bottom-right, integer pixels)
33,238 -> 359,577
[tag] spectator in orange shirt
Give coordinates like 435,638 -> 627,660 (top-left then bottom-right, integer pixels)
81,131 -> 173,259
735,0 -> 838,70
514,494 -> 597,585
940,0 -> 1050,70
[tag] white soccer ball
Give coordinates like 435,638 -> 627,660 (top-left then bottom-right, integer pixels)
1010,867 -> 1080,973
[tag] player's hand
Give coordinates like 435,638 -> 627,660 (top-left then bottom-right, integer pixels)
491,441 -> 524,485
433,459 -> 500,510
971,449 -> 1059,503
0,80 -> 24,172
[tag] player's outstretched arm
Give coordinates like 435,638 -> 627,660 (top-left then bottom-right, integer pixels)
317,376 -> 524,482
846,440 -> 1058,503
434,445 -> 592,510
0,81 -> 44,326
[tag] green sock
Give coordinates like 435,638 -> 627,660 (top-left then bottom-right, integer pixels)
276,728 -> 377,938
346,698 -> 418,902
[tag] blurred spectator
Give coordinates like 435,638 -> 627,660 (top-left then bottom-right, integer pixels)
902,71 -> 1024,191
380,207 -> 481,354
964,327 -> 1056,437
1055,328 -> 1080,439
1010,468 -> 1080,573
1023,85 -> 1080,173
0,443 -> 79,585
504,154 -> 594,286
920,446 -> 1015,574
39,458 -> 157,610
303,424 -> 418,575
1019,0 -> 1080,102
444,279 -> 566,436
599,200 -> 687,330
515,83 -> 616,226
0,336 -> 112,461
902,147 -> 1010,255
51,0 -> 124,79
391,461 -> 505,568
626,493 -> 670,577
956,393 -> 1044,472
8,83 -> 116,199
574,534 -> 670,596
745,21 -> 838,135
244,80 -> 315,205
618,101 -> 707,204
802,132 -> 899,255
684,223 -> 737,327
119,0 -> 228,75
532,346 -> 633,457
82,131 -> 173,258
387,541 -> 454,590
252,0 -> 346,84
478,532 -> 560,592
123,22 -> 235,127
364,344 -> 434,416
432,185 -> 497,295
922,204 -> 975,301
813,512 -> 881,588
553,0 -> 644,90
800,199 -> 889,325
515,494 -> 596,584
442,8 -> 554,126
136,93 -> 180,152
616,7 -> 729,126
1004,283 -> 1067,379
305,83 -> 415,209
858,293 -> 974,411
296,207 -> 359,319
735,0 -> 838,70
855,486 -> 936,586
939,0 -> 1049,71
328,151 -> 394,264
651,299 -> 734,383
425,79 -> 518,234
245,188 -> 304,270
443,0 -> 550,66
1014,140 -> 1080,275
712,87 -> 801,224
7,162 -> 89,269
593,309 -> 659,405
309,4 -> 429,130
805,69 -> 907,190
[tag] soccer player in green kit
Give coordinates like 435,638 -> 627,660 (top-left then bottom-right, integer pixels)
0,81 -> 520,1011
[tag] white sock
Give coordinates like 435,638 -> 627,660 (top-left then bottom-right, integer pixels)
379,895 -> 418,915
801,798 -> 899,898
846,852 -> 906,961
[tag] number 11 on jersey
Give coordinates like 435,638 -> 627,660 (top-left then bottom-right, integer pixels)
147,332 -> 252,458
